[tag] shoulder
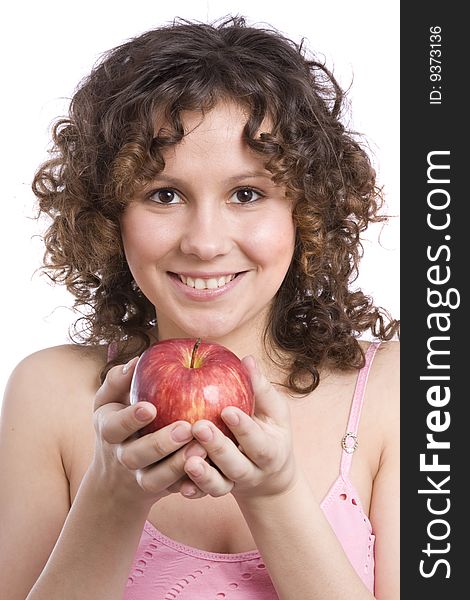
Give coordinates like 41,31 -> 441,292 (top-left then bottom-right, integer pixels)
363,340 -> 399,454
2,344 -> 109,482
0,345 -> 109,595
367,340 -> 399,411
366,341 -> 400,595
2,344 -> 107,450
4,343 -> 107,403
359,339 -> 399,396
10,344 -> 107,369
368,339 -> 399,377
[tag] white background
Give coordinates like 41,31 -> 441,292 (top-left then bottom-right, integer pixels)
0,0 -> 399,406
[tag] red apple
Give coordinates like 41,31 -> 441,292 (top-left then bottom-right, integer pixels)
130,338 -> 254,442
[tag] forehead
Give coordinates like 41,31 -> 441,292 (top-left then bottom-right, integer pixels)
155,100 -> 273,142
155,101 -> 273,170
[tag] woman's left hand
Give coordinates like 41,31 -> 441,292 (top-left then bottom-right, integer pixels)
183,355 -> 298,501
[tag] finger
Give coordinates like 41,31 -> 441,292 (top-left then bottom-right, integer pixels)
117,427 -> 203,471
242,355 -> 290,422
191,420 -> 258,484
176,477 -> 208,499
136,443 -> 206,496
166,433 -> 212,500
94,356 -> 140,411
98,401 -> 157,445
184,455 -> 234,497
220,406 -> 275,470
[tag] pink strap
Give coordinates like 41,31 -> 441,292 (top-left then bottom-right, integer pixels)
340,342 -> 380,477
107,341 -> 118,362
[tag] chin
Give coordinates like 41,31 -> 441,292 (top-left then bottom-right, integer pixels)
166,314 -> 244,343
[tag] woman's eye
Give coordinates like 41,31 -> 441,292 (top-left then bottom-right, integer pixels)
231,188 -> 263,204
149,189 -> 182,204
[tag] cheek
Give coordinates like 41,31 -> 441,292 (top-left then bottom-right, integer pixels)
120,210 -> 173,265
244,214 -> 295,267
120,223 -> 147,267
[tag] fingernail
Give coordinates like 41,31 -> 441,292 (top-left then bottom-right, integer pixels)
193,424 -> 213,442
243,355 -> 259,376
184,442 -> 206,459
135,405 -> 154,421
183,486 -> 197,497
187,461 -> 204,477
171,423 -> 192,442
223,409 -> 240,427
123,356 -> 138,374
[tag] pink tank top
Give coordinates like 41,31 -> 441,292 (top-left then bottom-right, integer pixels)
121,342 -> 380,598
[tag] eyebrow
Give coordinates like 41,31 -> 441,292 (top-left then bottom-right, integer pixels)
151,171 -> 273,186
225,171 -> 273,182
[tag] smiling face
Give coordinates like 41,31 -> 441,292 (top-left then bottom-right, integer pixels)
120,101 -> 296,348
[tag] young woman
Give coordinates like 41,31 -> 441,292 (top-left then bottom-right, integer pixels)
0,16 -> 399,599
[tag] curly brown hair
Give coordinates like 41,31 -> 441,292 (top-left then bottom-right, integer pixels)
32,15 -> 399,393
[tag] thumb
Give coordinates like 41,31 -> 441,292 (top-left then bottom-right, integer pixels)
93,356 -> 158,443
241,355 -> 288,422
94,355 -> 140,411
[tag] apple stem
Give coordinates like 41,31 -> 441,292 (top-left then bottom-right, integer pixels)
190,338 -> 202,369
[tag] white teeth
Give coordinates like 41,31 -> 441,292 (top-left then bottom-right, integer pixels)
178,274 -> 236,289
206,278 -> 219,289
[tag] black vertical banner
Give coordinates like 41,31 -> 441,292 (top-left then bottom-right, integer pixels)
401,2 -> 466,596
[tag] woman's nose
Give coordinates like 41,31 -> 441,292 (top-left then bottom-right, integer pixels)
179,205 -> 233,260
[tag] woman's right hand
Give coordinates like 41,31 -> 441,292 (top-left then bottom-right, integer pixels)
91,356 -> 207,507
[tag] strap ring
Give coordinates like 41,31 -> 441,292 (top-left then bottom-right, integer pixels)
341,432 -> 358,454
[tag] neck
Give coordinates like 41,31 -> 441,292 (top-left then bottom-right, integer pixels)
150,316 -> 289,386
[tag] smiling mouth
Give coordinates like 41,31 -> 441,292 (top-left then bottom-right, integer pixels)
170,273 -> 241,290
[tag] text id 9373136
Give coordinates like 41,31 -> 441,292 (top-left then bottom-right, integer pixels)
429,25 -> 443,105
